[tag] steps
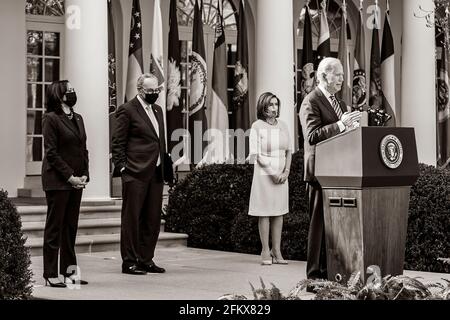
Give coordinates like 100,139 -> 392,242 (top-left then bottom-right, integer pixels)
18,204 -> 188,257
23,218 -> 122,238
26,232 -> 188,256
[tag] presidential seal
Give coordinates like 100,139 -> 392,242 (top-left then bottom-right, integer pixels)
380,135 -> 403,169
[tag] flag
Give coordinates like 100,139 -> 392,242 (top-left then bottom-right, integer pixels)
298,4 -> 314,148
232,0 -> 250,132
437,46 -> 450,168
189,0 -> 208,165
381,3 -> 396,126
166,0 -> 183,155
206,0 -> 229,164
369,5 -> 383,110
353,2 -> 367,111
293,30 -> 300,152
316,0 -> 330,68
125,0 -> 144,102
150,0 -> 165,121
108,0 -> 118,171
337,2 -> 352,107
107,0 -> 117,114
300,4 -> 315,104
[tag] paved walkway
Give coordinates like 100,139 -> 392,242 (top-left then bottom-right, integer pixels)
30,247 -> 449,300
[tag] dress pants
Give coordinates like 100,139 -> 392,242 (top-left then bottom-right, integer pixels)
120,167 -> 164,268
306,181 -> 328,279
43,189 -> 83,278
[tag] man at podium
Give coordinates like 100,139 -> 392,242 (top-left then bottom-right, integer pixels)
299,57 -> 362,281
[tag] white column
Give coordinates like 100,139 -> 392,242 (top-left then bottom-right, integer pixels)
0,0 -> 26,197
65,0 -> 110,199
255,0 -> 295,151
401,0 -> 436,165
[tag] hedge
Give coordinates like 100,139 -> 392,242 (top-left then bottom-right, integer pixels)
0,190 -> 33,299
165,153 -> 449,273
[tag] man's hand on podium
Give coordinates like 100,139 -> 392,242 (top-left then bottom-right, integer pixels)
342,111 -> 362,131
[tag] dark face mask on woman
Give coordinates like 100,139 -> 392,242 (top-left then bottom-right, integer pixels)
63,91 -> 77,107
144,92 -> 159,105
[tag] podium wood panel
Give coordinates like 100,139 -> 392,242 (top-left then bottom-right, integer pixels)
323,187 -> 411,282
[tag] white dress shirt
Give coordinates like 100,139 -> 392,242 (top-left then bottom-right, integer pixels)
137,95 -> 161,166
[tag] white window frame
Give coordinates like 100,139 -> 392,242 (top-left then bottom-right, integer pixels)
25,16 -> 65,175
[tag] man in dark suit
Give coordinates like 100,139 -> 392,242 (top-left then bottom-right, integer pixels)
299,58 -> 362,281
112,73 -> 167,275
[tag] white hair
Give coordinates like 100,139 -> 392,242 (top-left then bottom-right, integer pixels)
137,73 -> 158,91
316,58 -> 342,84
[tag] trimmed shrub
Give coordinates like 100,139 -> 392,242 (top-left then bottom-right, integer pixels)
165,164 -> 254,251
405,164 -> 450,273
0,190 -> 33,299
165,154 -> 450,273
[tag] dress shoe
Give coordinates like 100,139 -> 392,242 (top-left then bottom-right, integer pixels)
139,263 -> 166,273
122,265 -> 147,275
64,276 -> 89,285
270,250 -> 288,265
260,252 -> 272,265
44,277 -> 67,288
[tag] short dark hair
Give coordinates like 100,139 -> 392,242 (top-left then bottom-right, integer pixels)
256,92 -> 280,121
45,80 -> 69,113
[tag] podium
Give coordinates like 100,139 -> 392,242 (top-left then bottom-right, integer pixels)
315,127 -> 419,282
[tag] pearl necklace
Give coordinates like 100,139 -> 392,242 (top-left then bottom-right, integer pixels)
66,111 -> 74,120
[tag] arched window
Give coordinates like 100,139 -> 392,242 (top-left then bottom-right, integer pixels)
297,0 -> 352,41
295,0 -> 355,106
177,0 -> 237,30
25,0 -> 65,16
175,0 -> 239,121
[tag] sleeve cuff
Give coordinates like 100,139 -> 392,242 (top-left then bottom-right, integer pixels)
337,121 -> 346,132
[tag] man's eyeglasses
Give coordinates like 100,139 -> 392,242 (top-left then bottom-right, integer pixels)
143,88 -> 161,94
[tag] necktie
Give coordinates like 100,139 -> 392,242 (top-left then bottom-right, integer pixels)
330,95 -> 343,119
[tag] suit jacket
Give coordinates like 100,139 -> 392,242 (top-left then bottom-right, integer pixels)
299,87 -> 347,182
112,97 -> 166,182
41,111 -> 89,191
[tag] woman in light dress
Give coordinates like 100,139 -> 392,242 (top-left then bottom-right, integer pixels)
248,92 -> 292,265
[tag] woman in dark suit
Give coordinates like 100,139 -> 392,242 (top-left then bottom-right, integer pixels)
42,80 -> 89,287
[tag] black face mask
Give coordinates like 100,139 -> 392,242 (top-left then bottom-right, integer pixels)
64,92 -> 77,107
144,93 -> 159,105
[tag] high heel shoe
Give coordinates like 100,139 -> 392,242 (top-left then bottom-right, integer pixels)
44,277 -> 67,288
270,250 -> 288,265
261,252 -> 272,266
64,276 -> 88,285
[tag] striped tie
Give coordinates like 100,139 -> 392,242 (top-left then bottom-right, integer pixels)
330,95 -> 343,119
